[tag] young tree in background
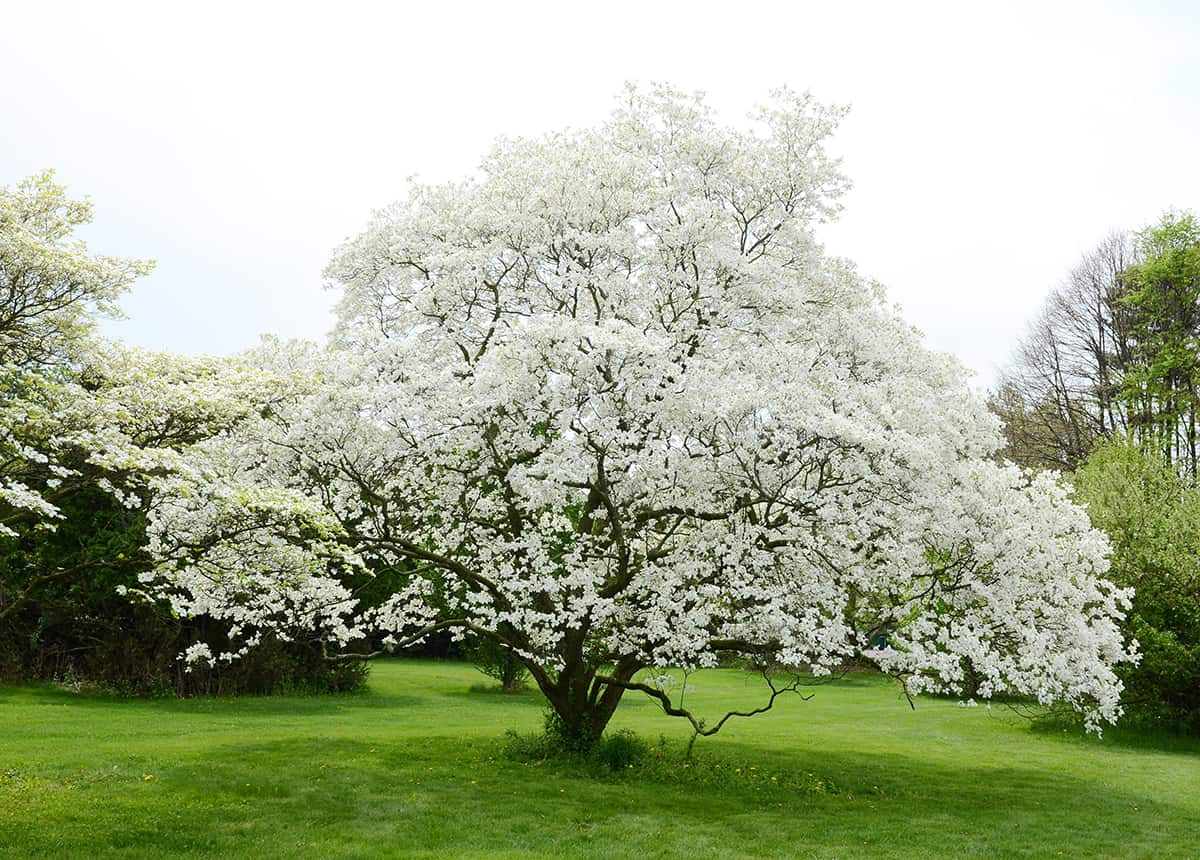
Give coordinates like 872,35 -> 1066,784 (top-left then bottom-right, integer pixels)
1074,439 -> 1200,732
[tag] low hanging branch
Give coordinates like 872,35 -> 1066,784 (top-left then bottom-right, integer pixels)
595,667 -> 814,743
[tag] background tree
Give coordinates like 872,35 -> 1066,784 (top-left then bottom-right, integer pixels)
0,170 -> 152,662
991,232 -> 1136,470
0,170 -> 151,369
994,212 -> 1200,475
994,211 -> 1200,733
1117,212 -> 1200,476
1073,438 -> 1200,732
467,634 -> 530,692
147,86 -> 1133,747
0,173 -> 366,693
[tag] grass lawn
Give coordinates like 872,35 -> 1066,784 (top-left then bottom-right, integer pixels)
2,659 -> 1198,858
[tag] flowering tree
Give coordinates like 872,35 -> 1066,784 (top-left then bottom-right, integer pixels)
0,346 -> 276,624
0,172 -> 291,686
148,86 -> 1134,743
0,170 -> 152,623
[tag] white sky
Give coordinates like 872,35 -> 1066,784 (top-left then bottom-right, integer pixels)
2,1 -> 1197,389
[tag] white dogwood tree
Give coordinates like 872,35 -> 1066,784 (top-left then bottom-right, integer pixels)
146,86 -> 1134,744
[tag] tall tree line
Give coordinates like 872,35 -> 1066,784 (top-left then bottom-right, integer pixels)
993,212 -> 1200,475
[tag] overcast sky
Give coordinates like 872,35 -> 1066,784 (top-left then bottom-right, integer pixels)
3,1 -> 1197,389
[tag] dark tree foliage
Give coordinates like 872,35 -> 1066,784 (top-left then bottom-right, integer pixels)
0,478 -> 368,695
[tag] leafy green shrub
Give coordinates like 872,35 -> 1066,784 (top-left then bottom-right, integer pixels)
589,729 -> 650,770
501,729 -> 560,762
501,721 -> 650,770
541,706 -> 604,752
1073,439 -> 1200,733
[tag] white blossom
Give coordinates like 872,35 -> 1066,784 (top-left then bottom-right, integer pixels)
145,86 -> 1134,735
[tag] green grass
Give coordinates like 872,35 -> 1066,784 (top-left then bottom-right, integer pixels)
2,660 -> 1198,858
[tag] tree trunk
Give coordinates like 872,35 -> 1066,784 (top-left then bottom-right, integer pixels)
535,662 -> 633,751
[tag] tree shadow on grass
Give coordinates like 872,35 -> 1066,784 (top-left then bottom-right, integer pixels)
1027,713 -> 1200,756
461,682 -> 543,698
26,734 -> 1195,859
723,667 -> 895,689
0,681 -> 423,717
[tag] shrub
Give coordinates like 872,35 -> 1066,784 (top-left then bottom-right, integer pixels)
501,729 -> 560,762
1073,439 -> 1200,733
500,725 -> 649,771
589,730 -> 651,770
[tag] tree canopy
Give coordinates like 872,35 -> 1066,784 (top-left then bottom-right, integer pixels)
142,86 -> 1132,743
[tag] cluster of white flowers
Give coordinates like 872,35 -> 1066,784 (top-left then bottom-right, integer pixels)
142,86 -> 1134,732
180,642 -> 214,668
